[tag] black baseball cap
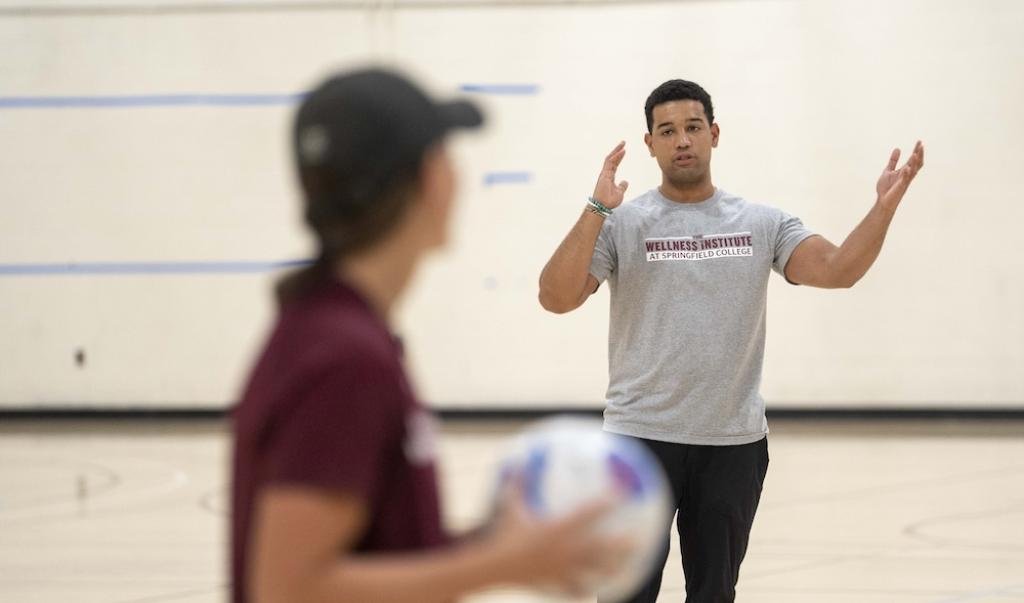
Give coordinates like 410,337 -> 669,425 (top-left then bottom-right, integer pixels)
294,68 -> 484,212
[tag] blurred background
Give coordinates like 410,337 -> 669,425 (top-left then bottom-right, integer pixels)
1,1 -> 1023,602
2,0 -> 1022,414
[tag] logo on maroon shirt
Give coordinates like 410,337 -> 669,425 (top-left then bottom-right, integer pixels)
644,232 -> 753,262
404,410 -> 439,466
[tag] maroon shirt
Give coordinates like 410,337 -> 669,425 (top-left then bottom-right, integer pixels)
230,279 -> 446,603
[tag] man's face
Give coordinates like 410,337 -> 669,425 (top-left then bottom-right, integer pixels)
644,100 -> 719,188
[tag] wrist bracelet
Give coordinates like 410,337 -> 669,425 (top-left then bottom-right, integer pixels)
587,196 -> 613,218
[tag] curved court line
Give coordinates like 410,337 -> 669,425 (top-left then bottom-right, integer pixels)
0,457 -> 189,523
0,457 -> 121,510
70,458 -> 191,518
741,553 -> 867,581
928,583 -> 1024,603
76,460 -> 124,499
0,259 -> 313,276
197,486 -> 228,516
902,499 -> 1024,552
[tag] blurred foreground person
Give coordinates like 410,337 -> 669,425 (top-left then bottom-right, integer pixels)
231,68 -> 620,603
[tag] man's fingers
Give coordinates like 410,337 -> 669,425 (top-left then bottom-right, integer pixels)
901,143 -> 925,180
604,141 -> 627,169
886,147 -> 901,172
604,141 -> 625,161
909,141 -> 925,170
617,180 -> 630,194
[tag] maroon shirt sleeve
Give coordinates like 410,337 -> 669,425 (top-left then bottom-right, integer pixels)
263,359 -> 403,503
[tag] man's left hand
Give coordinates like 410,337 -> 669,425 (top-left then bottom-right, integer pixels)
876,141 -> 925,212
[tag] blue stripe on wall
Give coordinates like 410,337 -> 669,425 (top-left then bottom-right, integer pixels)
459,84 -> 540,95
484,171 -> 533,186
0,260 -> 313,276
0,84 -> 540,110
0,93 -> 307,109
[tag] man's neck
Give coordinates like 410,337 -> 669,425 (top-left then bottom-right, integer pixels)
659,178 -> 716,204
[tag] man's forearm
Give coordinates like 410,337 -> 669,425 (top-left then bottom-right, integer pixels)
538,209 -> 605,313
830,200 -> 897,287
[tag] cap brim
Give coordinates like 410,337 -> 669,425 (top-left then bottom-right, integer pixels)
438,99 -> 484,130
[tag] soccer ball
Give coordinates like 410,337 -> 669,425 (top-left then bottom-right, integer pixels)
494,416 -> 671,601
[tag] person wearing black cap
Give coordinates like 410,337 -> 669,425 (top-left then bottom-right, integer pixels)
230,68 -> 620,603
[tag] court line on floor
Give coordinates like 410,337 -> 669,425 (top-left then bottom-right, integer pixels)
197,486 -> 228,516
113,584 -> 227,603
0,456 -> 121,510
763,464 -> 1024,510
902,499 -> 1024,552
0,456 -> 189,523
749,586 -> 962,600
929,583 -> 1024,603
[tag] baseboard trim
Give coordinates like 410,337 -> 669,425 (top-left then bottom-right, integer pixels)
1,406 -> 1023,421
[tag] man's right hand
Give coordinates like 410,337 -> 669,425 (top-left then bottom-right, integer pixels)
591,141 -> 630,209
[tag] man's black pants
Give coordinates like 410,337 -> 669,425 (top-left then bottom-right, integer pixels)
608,436 -> 769,603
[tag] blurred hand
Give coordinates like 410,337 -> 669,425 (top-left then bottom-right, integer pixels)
591,141 -> 630,209
487,480 -> 633,595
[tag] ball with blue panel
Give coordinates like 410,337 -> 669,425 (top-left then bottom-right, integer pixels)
494,416 -> 672,601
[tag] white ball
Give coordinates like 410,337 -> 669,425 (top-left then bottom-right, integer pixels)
495,416 -> 672,602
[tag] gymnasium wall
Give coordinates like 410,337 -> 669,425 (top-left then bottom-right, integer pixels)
1,0 -> 1022,410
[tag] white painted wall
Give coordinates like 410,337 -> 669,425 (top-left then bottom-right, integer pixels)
1,0 -> 1021,409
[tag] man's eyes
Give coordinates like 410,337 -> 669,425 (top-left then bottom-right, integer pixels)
660,126 -> 701,136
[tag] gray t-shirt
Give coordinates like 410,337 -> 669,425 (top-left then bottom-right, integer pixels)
589,187 -> 815,446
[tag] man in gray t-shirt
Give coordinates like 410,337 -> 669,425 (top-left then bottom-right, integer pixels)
539,79 -> 924,603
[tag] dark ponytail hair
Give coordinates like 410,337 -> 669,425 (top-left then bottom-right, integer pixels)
274,154 -> 421,305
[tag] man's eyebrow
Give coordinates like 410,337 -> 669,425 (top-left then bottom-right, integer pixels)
656,117 -> 705,130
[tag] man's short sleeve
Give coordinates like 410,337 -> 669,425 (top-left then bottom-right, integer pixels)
589,218 -> 617,284
772,210 -> 816,280
264,362 -> 401,501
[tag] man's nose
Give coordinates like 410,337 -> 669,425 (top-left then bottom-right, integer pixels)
676,133 -> 691,148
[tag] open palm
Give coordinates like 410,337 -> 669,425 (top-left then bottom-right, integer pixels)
592,141 -> 630,209
876,141 -> 925,212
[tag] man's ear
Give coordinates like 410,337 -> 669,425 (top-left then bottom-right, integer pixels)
644,132 -> 654,157
711,123 -> 720,148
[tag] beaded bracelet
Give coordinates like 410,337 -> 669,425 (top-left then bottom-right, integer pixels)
587,196 -> 613,218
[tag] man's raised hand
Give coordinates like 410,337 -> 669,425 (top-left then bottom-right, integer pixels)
876,141 -> 925,212
592,141 -> 630,209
